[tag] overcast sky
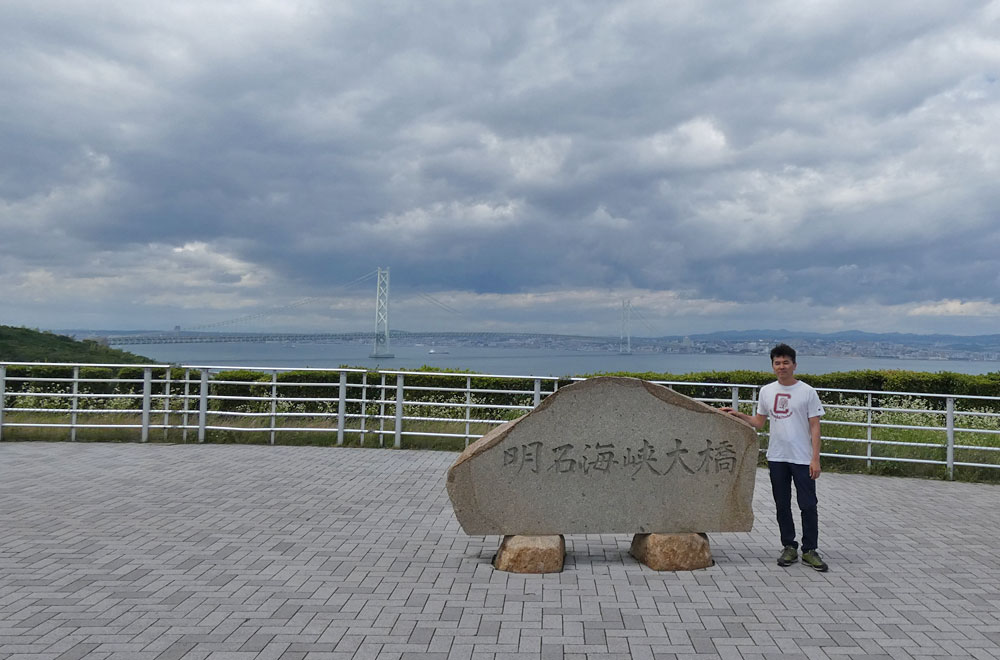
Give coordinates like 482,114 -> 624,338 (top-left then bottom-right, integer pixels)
2,1 -> 999,337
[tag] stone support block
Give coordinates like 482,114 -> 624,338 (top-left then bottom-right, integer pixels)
493,534 -> 565,573
630,532 -> 713,570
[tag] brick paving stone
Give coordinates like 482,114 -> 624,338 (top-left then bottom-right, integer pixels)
1,443 -> 999,659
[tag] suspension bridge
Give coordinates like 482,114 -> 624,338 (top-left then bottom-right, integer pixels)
103,268 -> 658,353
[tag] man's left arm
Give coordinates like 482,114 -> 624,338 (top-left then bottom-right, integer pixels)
808,415 -> 822,479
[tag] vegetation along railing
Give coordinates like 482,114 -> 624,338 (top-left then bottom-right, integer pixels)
2,362 -> 999,482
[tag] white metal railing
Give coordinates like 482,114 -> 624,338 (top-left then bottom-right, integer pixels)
2,362 -> 999,479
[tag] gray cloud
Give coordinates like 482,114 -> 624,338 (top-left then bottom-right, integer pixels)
1,0 -> 999,334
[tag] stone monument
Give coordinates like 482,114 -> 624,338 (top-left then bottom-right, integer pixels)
446,376 -> 758,572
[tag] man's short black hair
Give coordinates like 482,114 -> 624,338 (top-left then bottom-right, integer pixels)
770,343 -> 796,363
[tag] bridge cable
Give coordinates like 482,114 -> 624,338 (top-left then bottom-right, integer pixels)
416,291 -> 463,317
630,305 -> 663,337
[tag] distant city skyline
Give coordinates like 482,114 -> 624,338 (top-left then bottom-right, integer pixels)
3,2 -> 999,336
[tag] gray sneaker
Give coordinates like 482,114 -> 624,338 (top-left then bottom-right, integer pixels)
777,545 -> 798,567
801,549 -> 829,572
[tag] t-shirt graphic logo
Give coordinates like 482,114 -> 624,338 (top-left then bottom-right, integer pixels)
773,393 -> 792,419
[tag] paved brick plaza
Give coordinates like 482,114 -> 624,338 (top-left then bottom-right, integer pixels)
1,443 -> 998,660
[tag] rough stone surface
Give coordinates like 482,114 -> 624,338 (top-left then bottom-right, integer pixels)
630,532 -> 714,570
493,534 -> 565,573
447,376 -> 758,535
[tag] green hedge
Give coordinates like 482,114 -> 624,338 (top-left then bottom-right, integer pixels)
590,368 -> 1000,405
6,365 -> 1000,412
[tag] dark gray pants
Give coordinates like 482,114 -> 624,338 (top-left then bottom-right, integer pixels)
768,460 -> 818,552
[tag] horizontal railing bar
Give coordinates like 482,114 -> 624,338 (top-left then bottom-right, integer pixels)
950,427 -> 1000,435
202,411 -> 365,420
3,378 -> 147,385
201,379 -> 370,387
178,365 -> 369,373
377,369 -> 562,380
822,404 -> 947,415
651,379 -> 757,389
955,410 -> 1000,419
197,395 -> 368,404
3,407 -> 144,414
397,430 -> 480,439
400,400 -> 530,411
8,392 -> 142,400
400,384 -> 539,394
822,436 -> 944,449
195,425 -> 354,433
821,420 -> 949,432
819,452 -> 947,465
953,444 -> 1000,452
21,408 -> 146,415
268,426 -> 349,433
814,386 -> 1000,402
0,361 -> 164,368
2,422 -> 145,429
201,425 -> 274,432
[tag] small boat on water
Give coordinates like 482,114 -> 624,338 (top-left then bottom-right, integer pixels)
428,349 -> 449,354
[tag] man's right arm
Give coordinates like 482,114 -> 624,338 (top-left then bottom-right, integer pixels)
719,408 -> 767,429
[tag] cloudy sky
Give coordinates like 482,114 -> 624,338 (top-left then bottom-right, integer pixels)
2,1 -> 999,337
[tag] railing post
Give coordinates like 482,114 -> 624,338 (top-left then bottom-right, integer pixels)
337,370 -> 347,446
0,365 -> 6,441
269,371 -> 277,446
731,386 -> 739,411
394,373 -> 404,449
162,368 -> 172,441
378,373 -> 386,447
141,367 -> 152,443
866,393 -> 873,469
182,369 -> 190,443
946,397 -> 955,480
359,372 -> 368,446
534,379 -> 542,407
465,376 -> 472,448
71,366 -> 80,442
198,370 -> 208,443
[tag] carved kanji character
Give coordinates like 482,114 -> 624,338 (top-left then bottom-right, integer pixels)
549,443 -> 578,473
622,439 -> 661,479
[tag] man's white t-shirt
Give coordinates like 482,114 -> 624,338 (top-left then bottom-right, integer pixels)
757,380 -> 825,465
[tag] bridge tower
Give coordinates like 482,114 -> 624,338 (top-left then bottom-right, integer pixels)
620,299 -> 632,354
370,267 -> 394,358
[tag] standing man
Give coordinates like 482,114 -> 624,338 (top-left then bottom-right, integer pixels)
721,343 -> 829,571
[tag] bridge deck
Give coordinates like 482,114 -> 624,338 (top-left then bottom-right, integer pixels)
1,443 -> 998,660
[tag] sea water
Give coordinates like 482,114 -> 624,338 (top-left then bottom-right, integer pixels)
131,341 -> 1000,377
